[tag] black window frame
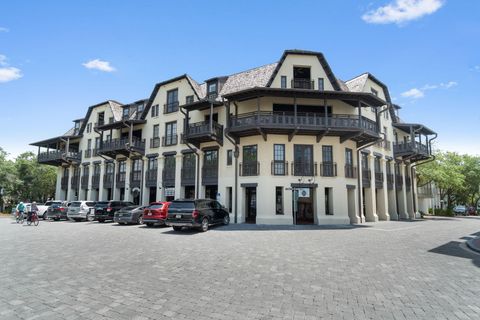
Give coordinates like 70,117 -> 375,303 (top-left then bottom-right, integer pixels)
318,77 -> 324,91
227,149 -> 233,166
273,144 -> 286,175
166,89 -> 179,113
164,121 -> 177,146
280,76 -> 287,88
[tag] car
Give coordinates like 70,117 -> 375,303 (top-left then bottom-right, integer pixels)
114,205 -> 146,225
142,202 -> 171,227
46,201 -> 70,221
453,205 -> 467,216
165,199 -> 230,232
37,200 -> 62,219
67,201 -> 96,221
467,206 -> 477,216
94,200 -> 135,223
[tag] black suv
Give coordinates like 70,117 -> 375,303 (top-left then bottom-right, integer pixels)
166,199 -> 230,232
94,201 -> 135,222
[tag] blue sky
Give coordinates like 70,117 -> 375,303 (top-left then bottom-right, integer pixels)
0,0 -> 479,158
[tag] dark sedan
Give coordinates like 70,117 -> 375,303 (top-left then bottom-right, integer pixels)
113,205 -> 146,225
46,202 -> 69,221
165,199 -> 230,232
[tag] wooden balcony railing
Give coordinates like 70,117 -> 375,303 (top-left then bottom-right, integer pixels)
271,161 -> 288,176
320,162 -> 337,177
240,161 -> 260,176
345,164 -> 357,179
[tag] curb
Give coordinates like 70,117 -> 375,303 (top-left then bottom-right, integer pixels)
466,238 -> 480,254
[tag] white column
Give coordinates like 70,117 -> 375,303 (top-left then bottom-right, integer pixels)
377,158 -> 390,221
55,167 -> 62,200
406,164 -> 415,219
98,162 -> 105,201
66,166 -> 73,201
157,156 -> 164,201
142,158 -> 149,205
364,155 -> 378,222
398,163 -> 409,219
175,154 -> 182,199
124,158 -> 132,202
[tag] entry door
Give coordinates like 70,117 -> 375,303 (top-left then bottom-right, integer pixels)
296,188 -> 314,224
245,187 -> 256,223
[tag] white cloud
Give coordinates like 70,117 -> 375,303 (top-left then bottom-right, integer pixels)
0,27 -> 9,32
401,80 -> 457,99
0,54 -> 7,66
82,59 -> 116,72
362,0 -> 444,25
401,88 -> 424,98
0,67 -> 22,83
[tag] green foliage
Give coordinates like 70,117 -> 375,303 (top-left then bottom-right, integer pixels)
427,208 -> 454,216
417,151 -> 480,208
0,148 -> 57,210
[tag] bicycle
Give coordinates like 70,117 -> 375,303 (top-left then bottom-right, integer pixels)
27,211 -> 39,226
15,211 -> 25,224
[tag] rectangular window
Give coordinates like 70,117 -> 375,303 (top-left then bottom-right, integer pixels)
151,104 -> 159,117
153,124 -> 159,138
322,145 -> 333,163
273,144 -> 286,175
148,157 -> 158,170
226,187 -> 232,213
280,76 -> 287,88
371,88 -> 378,96
97,112 -> 104,126
275,187 -> 284,215
164,121 -> 177,146
207,82 -> 217,94
95,137 -> 100,149
318,78 -> 324,91
122,107 -> 129,119
374,157 -> 381,173
227,149 -> 233,166
242,145 -> 258,176
321,145 -> 334,177
166,89 -> 179,113
137,103 -> 144,114
361,153 -> 369,170
186,95 -> 194,104
345,148 -> 354,178
294,145 -> 314,176
109,117 -> 114,124
325,188 -> 333,215
87,139 -> 92,150
94,164 -> 101,175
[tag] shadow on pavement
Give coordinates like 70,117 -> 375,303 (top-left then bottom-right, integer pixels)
211,223 -> 370,232
429,241 -> 480,268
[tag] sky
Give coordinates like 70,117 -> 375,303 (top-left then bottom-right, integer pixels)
0,0 -> 479,158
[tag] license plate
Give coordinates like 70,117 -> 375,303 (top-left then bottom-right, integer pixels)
148,212 -> 152,216
176,214 -> 182,219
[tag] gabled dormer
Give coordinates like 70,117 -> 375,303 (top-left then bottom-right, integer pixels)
205,76 -> 228,100
266,50 -> 341,91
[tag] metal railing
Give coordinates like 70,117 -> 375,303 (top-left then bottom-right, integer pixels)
38,150 -> 82,163
202,164 -> 218,185
81,176 -> 89,189
405,176 -> 412,190
376,139 -> 391,151
185,121 -> 223,139
345,164 -> 357,179
116,172 -> 126,187
292,79 -> 314,89
291,161 -> 317,176
162,167 -> 176,187
393,142 -> 429,155
387,174 -> 394,189
92,175 -> 101,188
70,176 -> 80,189
145,169 -> 158,187
240,161 -> 260,176
164,101 -> 179,113
130,171 -> 142,188
181,166 -> 196,186
98,138 -> 145,153
395,174 -> 403,189
320,162 -> 337,177
61,176 -> 69,190
375,172 -> 384,188
162,135 -> 178,147
271,160 -> 288,176
103,173 -> 114,188
150,137 -> 160,148
362,170 -> 371,187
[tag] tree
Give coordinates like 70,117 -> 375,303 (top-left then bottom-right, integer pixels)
461,155 -> 480,206
0,147 -> 18,211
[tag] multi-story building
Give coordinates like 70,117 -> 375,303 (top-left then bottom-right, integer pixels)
31,50 -> 436,225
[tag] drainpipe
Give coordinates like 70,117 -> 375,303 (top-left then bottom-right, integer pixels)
223,98 -> 239,224
180,107 -> 200,199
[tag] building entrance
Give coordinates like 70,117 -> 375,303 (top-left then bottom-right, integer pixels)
295,187 -> 314,224
245,187 -> 256,224
205,185 -> 218,200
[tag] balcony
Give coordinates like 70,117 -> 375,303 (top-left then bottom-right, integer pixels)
240,161 -> 260,176
393,142 -> 430,161
61,176 -> 69,190
150,137 -> 160,148
103,173 -> 114,188
70,175 -> 80,190
84,149 -> 92,159
183,121 -> 223,147
271,161 -> 288,176
164,101 -> 179,114
345,165 -> 357,179
202,164 -> 218,185
375,172 -> 384,189
38,150 -> 82,166
97,138 -> 145,158
292,161 -> 317,177
145,169 -> 158,187
92,175 -> 101,189
162,135 -> 178,147
116,172 -> 126,188
386,173 -> 394,190
395,174 -> 403,189
181,166 -> 196,186
130,171 -> 142,188
292,79 -> 314,89
162,167 -> 176,187
229,112 -> 379,145
362,170 -> 371,188
81,176 -> 89,189
376,139 -> 391,151
320,163 -> 337,177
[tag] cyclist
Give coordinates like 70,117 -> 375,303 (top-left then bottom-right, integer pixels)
16,201 -> 26,221
28,201 -> 39,222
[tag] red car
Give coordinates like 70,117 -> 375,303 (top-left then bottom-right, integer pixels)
143,202 -> 170,227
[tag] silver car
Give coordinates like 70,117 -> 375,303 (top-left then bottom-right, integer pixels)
67,201 -> 96,221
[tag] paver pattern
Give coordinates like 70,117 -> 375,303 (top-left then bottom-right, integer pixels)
0,216 -> 479,320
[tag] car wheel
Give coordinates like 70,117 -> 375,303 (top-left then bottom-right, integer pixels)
138,216 -> 143,225
86,215 -> 93,222
145,223 -> 153,227
42,213 -> 47,220
223,214 -> 230,226
200,218 -> 209,232
98,219 -> 105,223
172,226 -> 182,231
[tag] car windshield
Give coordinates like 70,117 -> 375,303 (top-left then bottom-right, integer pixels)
70,202 -> 81,207
149,204 -> 164,209
95,202 -> 109,208
122,206 -> 138,211
169,201 -> 194,209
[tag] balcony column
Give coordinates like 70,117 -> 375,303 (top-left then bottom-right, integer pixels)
364,155 -> 378,222
124,158 -> 132,202
157,156 -> 164,201
412,167 -> 419,218
55,167 -> 63,200
66,166 -> 74,201
210,103 -> 213,132
198,151 -> 205,198
175,154 -> 182,199
377,158 -> 389,221
294,97 -> 297,125
141,158 -> 150,205
398,163 -> 409,219
387,161 -> 398,220
98,162 -> 105,201
357,101 -> 362,128
406,164 -> 415,219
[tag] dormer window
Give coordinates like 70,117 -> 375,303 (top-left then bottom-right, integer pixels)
74,121 -> 80,135
318,78 -> 324,91
97,112 -> 104,126
293,66 -> 313,89
186,95 -> 194,104
371,88 -> 378,96
165,89 -> 179,113
122,107 -> 129,119
207,81 -> 218,99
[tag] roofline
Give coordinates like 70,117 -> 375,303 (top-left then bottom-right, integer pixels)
393,123 -> 436,135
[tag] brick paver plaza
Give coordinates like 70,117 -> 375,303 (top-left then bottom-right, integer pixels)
0,216 -> 479,320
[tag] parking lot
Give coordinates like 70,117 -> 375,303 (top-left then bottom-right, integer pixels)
0,216 -> 479,320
